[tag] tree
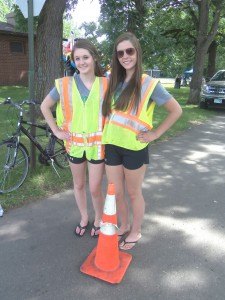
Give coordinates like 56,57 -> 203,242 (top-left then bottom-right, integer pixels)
98,0 -> 148,65
34,0 -> 67,102
143,3 -> 196,76
13,0 -> 78,103
206,16 -> 225,79
63,19 -> 80,39
187,0 -> 223,104
0,0 -> 14,21
146,0 -> 224,104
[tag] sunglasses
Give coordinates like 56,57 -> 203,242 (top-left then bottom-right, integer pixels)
117,47 -> 136,58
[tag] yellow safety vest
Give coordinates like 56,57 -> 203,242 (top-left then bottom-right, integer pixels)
55,76 -> 108,160
102,74 -> 159,151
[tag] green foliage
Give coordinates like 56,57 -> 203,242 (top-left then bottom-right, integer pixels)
0,0 -> 14,21
98,0 -> 148,64
94,0 -> 225,77
81,21 -> 98,41
13,4 -> 39,32
63,17 -> 80,39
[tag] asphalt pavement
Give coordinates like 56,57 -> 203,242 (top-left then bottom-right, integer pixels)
0,112 -> 225,300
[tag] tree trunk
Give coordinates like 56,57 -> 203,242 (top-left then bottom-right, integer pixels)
187,0 -> 222,104
34,0 -> 66,103
207,40 -> 217,79
188,45 -> 207,104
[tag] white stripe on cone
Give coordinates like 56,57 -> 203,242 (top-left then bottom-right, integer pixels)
103,194 -> 116,215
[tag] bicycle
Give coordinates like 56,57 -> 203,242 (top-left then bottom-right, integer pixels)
0,97 -> 69,194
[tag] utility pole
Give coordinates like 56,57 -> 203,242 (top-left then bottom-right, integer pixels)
16,0 -> 46,169
27,0 -> 36,169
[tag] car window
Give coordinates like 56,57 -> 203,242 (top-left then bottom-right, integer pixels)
211,71 -> 225,81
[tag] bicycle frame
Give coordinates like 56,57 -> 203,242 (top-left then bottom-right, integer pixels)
6,108 -> 50,164
1,98 -> 67,178
19,119 -> 62,176
0,98 -> 68,193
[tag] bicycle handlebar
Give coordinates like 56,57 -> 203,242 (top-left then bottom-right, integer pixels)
0,97 -> 38,109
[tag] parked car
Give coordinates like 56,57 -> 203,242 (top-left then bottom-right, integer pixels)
200,70 -> 225,108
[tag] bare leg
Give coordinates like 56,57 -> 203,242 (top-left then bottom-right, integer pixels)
105,165 -> 130,235
120,164 -> 146,249
69,161 -> 88,235
88,162 -> 105,235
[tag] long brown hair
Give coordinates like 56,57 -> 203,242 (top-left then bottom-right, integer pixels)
102,32 -> 143,116
71,39 -> 103,77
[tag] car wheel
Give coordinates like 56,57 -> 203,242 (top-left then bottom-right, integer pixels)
199,101 -> 208,109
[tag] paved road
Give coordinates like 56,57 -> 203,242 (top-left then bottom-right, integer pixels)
1,113 -> 225,300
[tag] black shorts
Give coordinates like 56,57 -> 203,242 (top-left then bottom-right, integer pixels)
105,144 -> 149,170
67,152 -> 104,164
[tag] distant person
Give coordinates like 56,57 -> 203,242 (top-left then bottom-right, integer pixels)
104,64 -> 111,78
41,39 -> 108,238
174,74 -> 181,88
64,55 -> 77,76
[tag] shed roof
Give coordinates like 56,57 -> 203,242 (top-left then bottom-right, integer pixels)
0,21 -> 27,37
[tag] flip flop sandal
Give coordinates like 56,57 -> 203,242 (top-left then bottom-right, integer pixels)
90,224 -> 100,238
74,222 -> 89,237
119,239 -> 139,250
117,231 -> 129,241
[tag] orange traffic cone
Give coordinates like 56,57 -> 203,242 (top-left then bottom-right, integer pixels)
80,183 -> 132,284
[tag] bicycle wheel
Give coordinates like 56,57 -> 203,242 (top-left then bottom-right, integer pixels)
52,139 -> 69,169
0,141 -> 29,193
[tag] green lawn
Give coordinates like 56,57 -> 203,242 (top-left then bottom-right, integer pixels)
154,86 -> 216,141
0,85 -> 217,210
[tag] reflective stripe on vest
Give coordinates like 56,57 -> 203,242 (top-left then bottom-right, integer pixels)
108,112 -> 151,134
106,76 -> 158,134
56,77 -> 74,152
71,132 -> 102,146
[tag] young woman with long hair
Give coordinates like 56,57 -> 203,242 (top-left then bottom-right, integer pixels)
41,39 -> 108,238
102,32 -> 182,250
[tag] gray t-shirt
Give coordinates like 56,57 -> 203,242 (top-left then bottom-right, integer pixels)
49,74 -> 90,103
49,74 -> 172,106
151,81 -> 172,106
115,78 -> 172,107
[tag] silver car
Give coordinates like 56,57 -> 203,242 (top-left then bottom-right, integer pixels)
200,70 -> 225,108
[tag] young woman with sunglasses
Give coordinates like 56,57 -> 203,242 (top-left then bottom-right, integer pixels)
41,39 -> 108,238
102,32 -> 182,250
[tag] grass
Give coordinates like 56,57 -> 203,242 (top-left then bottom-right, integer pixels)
153,85 -> 216,141
0,84 -> 218,211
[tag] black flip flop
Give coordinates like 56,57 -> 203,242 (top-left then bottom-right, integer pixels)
90,224 -> 100,238
74,222 -> 89,237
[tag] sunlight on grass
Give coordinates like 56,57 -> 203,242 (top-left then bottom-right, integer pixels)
30,173 -> 46,185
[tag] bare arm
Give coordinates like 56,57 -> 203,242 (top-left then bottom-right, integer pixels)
40,94 -> 70,140
137,98 -> 182,143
